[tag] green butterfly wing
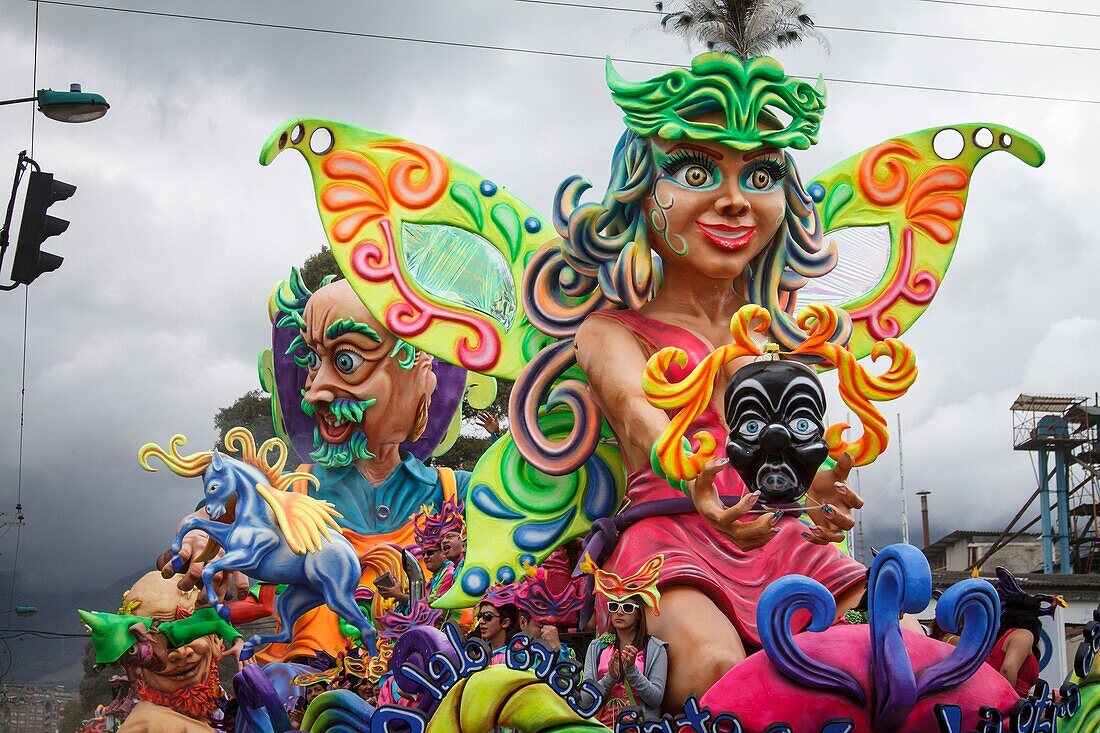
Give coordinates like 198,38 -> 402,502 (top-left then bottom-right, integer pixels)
260,118 -> 555,380
802,123 -> 1044,359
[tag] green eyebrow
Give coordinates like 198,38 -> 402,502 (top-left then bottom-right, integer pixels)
325,317 -> 382,343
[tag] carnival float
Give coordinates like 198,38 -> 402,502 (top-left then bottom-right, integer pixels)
74,2 -> 1097,731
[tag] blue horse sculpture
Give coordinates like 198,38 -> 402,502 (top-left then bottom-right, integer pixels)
140,427 -> 378,659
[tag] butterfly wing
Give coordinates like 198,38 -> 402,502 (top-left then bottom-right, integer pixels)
433,415 -> 625,609
801,123 -> 1044,359
260,119 -> 556,380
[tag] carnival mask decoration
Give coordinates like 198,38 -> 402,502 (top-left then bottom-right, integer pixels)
724,359 -> 830,504
514,563 -> 585,626
579,552 -> 664,616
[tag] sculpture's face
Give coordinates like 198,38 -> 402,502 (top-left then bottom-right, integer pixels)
135,633 -> 219,696
645,121 -> 787,281
300,280 -> 436,467
724,361 -> 829,505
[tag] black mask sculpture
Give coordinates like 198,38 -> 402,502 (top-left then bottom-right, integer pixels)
723,360 -> 830,505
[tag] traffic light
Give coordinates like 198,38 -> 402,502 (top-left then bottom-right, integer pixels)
10,170 -> 76,285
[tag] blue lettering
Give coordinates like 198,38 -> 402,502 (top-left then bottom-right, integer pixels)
371,705 -> 427,733
396,659 -> 453,701
569,680 -> 604,718
1060,683 -> 1081,718
547,658 -> 580,698
977,706 -> 1004,733
505,633 -> 533,671
711,712 -> 744,733
674,696 -> 712,733
933,704 -> 962,733
444,621 -> 489,677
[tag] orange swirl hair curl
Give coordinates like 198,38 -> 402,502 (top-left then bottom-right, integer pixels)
644,303 -> 917,483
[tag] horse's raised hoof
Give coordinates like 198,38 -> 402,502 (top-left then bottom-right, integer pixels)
216,603 -> 232,621
240,645 -> 255,662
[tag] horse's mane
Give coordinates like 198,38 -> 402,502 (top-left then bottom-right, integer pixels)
138,427 -> 318,491
139,427 -> 339,555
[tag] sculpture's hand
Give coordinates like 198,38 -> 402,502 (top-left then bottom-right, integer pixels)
474,411 -> 501,437
690,459 -> 780,551
155,519 -> 244,600
805,452 -> 864,546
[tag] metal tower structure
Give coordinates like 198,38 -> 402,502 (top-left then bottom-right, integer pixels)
1010,394 -> 1100,573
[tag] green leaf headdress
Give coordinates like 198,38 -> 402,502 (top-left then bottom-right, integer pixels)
608,1 -> 829,151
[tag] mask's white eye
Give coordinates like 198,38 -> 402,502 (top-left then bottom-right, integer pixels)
739,419 -> 765,439
789,417 -> 816,437
334,349 -> 365,374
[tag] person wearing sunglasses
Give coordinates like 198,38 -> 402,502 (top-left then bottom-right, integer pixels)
475,585 -> 522,663
578,555 -> 668,725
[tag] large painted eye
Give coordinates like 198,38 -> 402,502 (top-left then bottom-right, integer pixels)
749,168 -> 774,190
789,417 -> 815,437
334,350 -> 364,374
306,350 -> 320,370
678,164 -> 713,188
739,419 -> 765,439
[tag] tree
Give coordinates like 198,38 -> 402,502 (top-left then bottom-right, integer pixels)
58,642 -> 115,732
214,389 -> 302,465
212,245 -> 340,454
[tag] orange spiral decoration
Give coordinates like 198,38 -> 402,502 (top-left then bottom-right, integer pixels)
791,304 -> 918,466
643,305 -> 769,482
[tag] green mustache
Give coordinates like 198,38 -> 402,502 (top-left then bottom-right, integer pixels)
300,396 -> 377,426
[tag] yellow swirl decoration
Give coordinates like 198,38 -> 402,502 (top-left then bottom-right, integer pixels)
139,428 -> 318,492
643,305 -> 768,482
138,434 -> 211,477
426,666 -> 609,733
791,304 -> 918,466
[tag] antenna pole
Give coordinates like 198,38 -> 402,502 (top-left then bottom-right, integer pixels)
899,413 -> 910,545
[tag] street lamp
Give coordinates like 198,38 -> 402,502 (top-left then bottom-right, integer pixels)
0,607 -> 37,618
0,83 -> 109,123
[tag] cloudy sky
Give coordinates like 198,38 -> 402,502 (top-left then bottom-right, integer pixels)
0,0 -> 1096,683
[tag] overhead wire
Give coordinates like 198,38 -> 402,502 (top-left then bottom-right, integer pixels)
29,0 -> 1100,105
911,0 -> 1100,19
512,0 -> 1100,52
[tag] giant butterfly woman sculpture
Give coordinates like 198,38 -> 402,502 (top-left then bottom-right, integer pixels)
260,0 -> 1044,706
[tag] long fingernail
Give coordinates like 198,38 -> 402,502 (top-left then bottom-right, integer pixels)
750,491 -> 761,498
716,457 -> 729,466
810,526 -> 823,534
822,505 -> 835,516
771,510 -> 783,525
801,531 -> 811,540
835,483 -> 849,494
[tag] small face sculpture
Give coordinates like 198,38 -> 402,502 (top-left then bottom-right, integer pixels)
299,280 -> 437,468
724,361 -> 830,505
645,119 -> 788,281
135,632 -> 220,695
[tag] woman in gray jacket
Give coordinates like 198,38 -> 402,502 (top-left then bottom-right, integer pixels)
579,594 -> 669,725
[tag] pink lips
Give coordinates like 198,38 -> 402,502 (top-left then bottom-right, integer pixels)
696,221 -> 756,251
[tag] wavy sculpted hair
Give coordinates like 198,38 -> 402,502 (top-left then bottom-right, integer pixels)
513,129 -> 848,476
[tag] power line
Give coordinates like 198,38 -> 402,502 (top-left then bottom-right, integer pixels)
30,0 -> 1100,105
911,0 -> 1100,19
513,0 -> 1100,53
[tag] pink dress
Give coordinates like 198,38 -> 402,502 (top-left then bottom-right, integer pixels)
596,644 -> 646,727
593,309 -> 866,648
